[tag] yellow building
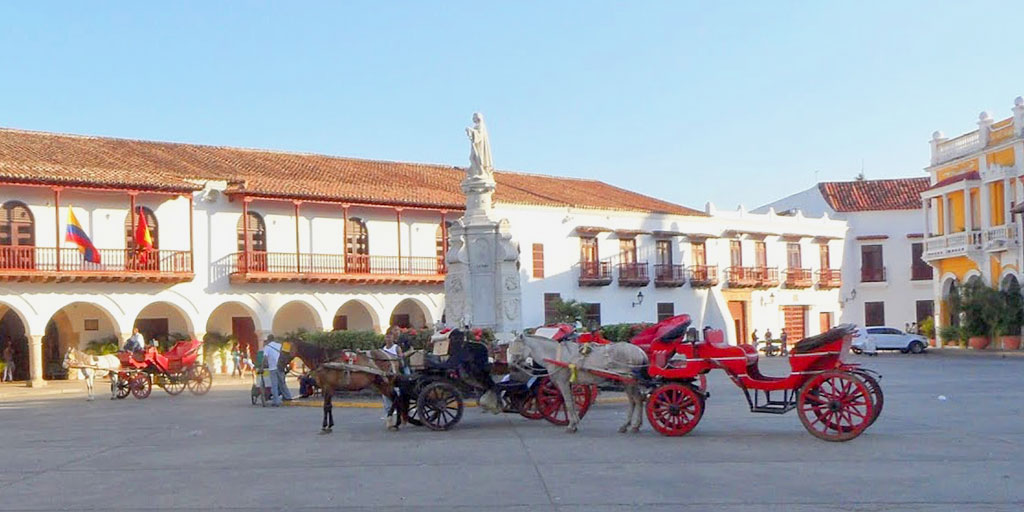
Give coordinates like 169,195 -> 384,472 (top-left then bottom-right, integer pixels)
923,97 -> 1024,326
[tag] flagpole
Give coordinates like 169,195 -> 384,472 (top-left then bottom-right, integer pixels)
53,188 -> 61,272
130,193 -> 137,267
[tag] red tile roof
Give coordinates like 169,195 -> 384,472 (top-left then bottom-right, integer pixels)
0,127 -> 703,216
925,171 -> 980,191
818,177 -> 930,212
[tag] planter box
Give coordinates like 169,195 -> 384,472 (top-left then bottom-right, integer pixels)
1001,335 -> 1021,350
968,336 -> 991,350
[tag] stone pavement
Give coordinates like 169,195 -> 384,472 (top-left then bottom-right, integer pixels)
1,352 -> 1022,511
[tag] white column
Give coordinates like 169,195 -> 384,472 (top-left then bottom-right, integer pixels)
28,334 -> 46,388
963,184 -> 973,232
923,197 -> 931,236
980,181 -> 992,228
257,330 -> 272,349
943,195 -> 953,235
1004,178 -> 1014,226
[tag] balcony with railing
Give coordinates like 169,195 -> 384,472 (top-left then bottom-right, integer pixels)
578,261 -> 613,286
617,262 -> 649,287
725,266 -> 778,288
0,246 -> 193,283
982,224 -> 1019,252
815,268 -> 841,289
687,265 -> 718,288
922,230 -> 983,261
229,251 -> 445,284
861,266 -> 886,283
653,263 -> 686,288
783,268 -> 813,289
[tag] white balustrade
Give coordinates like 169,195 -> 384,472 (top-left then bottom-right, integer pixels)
934,131 -> 982,164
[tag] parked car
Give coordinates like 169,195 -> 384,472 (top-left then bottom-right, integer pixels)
852,326 -> 928,354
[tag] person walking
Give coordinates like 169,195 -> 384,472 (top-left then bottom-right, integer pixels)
2,342 -> 14,382
750,329 -> 759,346
263,336 -> 293,407
780,329 -> 789,355
230,343 -> 243,378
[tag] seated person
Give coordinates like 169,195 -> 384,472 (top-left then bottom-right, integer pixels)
122,327 -> 145,353
298,372 -> 319,398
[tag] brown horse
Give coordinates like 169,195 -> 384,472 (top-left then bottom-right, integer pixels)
312,349 -> 404,434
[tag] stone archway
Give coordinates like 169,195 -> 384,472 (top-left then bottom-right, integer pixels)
0,304 -> 30,381
43,302 -> 121,381
133,301 -> 195,347
206,301 -> 263,358
272,301 -> 323,338
1000,272 -> 1020,292
333,300 -> 380,332
940,276 -> 960,327
389,298 -> 432,329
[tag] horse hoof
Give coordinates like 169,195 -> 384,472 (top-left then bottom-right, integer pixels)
87,397 -> 95,402
319,429 -> 332,435
631,427 -> 641,433
618,426 -> 628,434
387,426 -> 399,432
565,427 -> 578,434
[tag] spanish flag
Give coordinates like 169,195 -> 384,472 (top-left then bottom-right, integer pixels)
134,209 -> 154,264
65,207 -> 101,264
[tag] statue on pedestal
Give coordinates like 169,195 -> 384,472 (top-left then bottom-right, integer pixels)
465,112 -> 493,181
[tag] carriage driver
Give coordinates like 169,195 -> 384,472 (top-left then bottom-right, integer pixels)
123,328 -> 145,353
263,335 -> 294,407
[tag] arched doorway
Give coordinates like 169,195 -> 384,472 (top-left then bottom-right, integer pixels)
206,302 -> 262,359
0,306 -> 29,381
389,298 -> 432,329
134,301 -> 194,350
1,200 -> 35,270
333,300 -> 379,332
272,301 -> 322,338
941,277 -> 960,327
1000,273 -> 1021,292
43,302 -> 120,381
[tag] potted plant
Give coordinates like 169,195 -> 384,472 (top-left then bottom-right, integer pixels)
919,316 -> 936,347
202,332 -> 233,374
999,280 -> 1023,350
938,324 -> 964,348
961,280 -> 997,350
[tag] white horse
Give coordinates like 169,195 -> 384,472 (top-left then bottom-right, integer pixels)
62,347 -> 121,401
508,334 -> 649,433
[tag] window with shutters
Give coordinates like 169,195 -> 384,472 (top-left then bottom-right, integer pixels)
786,243 -> 802,269
532,243 -> 545,278
819,244 -> 830,269
755,241 -> 767,268
619,238 -> 637,264
864,301 -> 885,326
237,211 -> 267,272
730,240 -> 742,267
0,201 -> 35,270
543,293 -> 561,325
583,303 -> 601,330
692,241 -> 706,266
656,240 -> 672,265
861,245 -> 885,282
911,243 -> 932,280
657,302 -> 674,322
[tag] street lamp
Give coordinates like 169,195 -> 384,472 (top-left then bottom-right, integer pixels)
632,290 -> 644,307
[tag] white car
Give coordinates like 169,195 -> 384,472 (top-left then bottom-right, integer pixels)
852,326 -> 928,354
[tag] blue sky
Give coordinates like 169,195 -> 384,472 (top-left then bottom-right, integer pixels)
2,2 -> 1023,211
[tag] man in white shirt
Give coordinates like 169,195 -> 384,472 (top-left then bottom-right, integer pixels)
124,328 -> 145,353
263,336 -> 293,406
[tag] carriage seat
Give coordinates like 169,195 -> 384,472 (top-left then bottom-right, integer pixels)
791,324 -> 857,354
704,329 -> 758,366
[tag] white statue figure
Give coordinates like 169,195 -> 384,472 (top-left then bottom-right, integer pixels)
465,112 -> 493,179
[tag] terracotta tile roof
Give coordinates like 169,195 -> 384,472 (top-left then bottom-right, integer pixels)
0,127 -> 703,215
818,177 -> 931,212
925,171 -> 980,191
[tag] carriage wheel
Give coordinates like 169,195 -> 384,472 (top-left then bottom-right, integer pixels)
646,382 -> 704,437
518,392 -> 544,420
537,378 -> 594,426
403,392 -> 424,426
130,373 -> 152,399
854,371 -> 883,427
797,371 -> 874,442
115,373 -> 131,399
416,381 -> 464,431
162,373 -> 186,396
186,365 -> 213,395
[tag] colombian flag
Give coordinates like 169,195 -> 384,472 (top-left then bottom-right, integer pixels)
65,207 -> 101,264
134,209 -> 154,264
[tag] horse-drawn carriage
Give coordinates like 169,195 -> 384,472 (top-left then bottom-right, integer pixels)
114,339 -> 213,399
394,327 -> 596,431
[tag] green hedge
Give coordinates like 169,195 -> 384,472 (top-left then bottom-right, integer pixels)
599,323 -> 654,342
301,330 -> 385,351
84,336 -> 120,355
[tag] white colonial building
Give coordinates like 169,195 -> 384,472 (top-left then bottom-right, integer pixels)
758,177 -> 934,330
0,126 -> 846,386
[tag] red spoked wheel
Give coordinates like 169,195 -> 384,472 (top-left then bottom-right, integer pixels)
518,392 -> 544,420
537,378 -> 594,426
130,373 -> 152,399
646,382 -> 704,437
797,370 -> 874,442
853,371 -> 883,427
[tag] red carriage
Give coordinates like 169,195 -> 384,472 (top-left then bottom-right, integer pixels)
115,339 -> 213,399
635,315 -> 882,441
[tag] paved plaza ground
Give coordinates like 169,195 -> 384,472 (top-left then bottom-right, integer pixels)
1,351 -> 1022,511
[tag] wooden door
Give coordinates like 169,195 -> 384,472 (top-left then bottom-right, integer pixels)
787,243 -> 802,269
782,306 -> 806,342
819,312 -> 833,333
692,242 -> 706,266
232,316 -> 257,354
134,318 -> 169,345
619,238 -> 637,264
0,201 -> 35,270
755,241 -> 767,268
656,240 -> 672,265
728,301 -> 747,344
